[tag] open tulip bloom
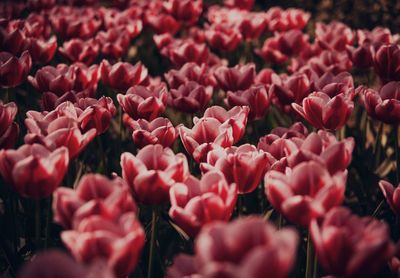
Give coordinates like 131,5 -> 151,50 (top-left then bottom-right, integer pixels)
1,1 -> 400,278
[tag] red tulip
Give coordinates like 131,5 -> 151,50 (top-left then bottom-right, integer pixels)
269,73 -> 311,108
102,8 -> 142,39
100,60 -> 148,92
292,92 -> 354,130
298,50 -> 352,77
0,50 -> 31,88
265,7 -> 310,32
236,12 -> 266,40
346,43 -> 374,69
359,81 -> 400,124
357,27 -> 397,49
214,63 -> 255,91
0,101 -> 19,149
164,62 -> 216,89
224,0 -> 255,10
163,0 -> 202,26
226,85 -> 270,120
96,27 -> 131,59
168,217 -> 299,278
169,171 -> 237,237
169,81 -> 212,113
61,212 -> 145,278
28,63 -> 99,96
53,174 -> 137,229
144,12 -> 181,35
117,84 -> 167,120
201,144 -> 272,194
310,207 -> 395,278
59,38 -> 99,65
373,44 -> 400,84
178,106 -> 248,162
379,180 -> 400,215
121,144 -> 189,205
18,250 -> 115,278
310,70 -> 354,98
265,161 -> 347,227
205,23 -> 242,52
159,38 -> 209,67
24,102 -> 97,159
41,90 -> 83,112
0,144 -> 69,199
315,21 -> 354,52
123,116 -> 177,148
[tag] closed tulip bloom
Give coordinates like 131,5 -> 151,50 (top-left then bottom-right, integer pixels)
265,7 -> 310,32
144,12 -> 181,35
0,101 -> 19,149
270,73 -> 311,107
205,24 -> 242,52
357,27 -> 397,47
226,85 -> 270,120
359,81 -> 400,124
0,50 -> 31,88
61,212 -> 145,278
18,250 -> 115,278
163,0 -> 202,26
124,116 -> 177,148
265,161 -> 347,227
346,43 -> 374,69
59,38 -> 99,65
201,144 -> 272,194
167,217 -> 299,278
169,81 -> 212,113
164,62 -> 216,89
26,36 -> 57,65
169,171 -> 237,237
292,92 -> 354,130
53,174 -> 137,230
379,180 -> 400,215
310,207 -> 395,278
214,63 -> 255,91
117,84 -> 167,120
100,60 -> 148,92
161,39 -> 209,67
315,21 -> 354,52
373,44 -> 400,84
121,144 -> 189,205
0,144 -> 69,199
96,27 -> 131,59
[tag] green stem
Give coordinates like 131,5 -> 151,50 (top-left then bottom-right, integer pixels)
35,199 -> 41,248
277,214 -> 283,229
374,122 -> 384,168
305,231 -> 315,278
44,197 -> 52,249
147,207 -> 158,278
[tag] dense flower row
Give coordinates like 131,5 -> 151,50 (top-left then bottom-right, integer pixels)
0,0 -> 399,278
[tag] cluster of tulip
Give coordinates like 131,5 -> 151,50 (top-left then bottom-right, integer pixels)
1,0 -> 400,277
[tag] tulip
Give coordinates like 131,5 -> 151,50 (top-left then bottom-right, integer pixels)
373,44 -> 400,84
28,63 -> 99,96
226,85 -> 270,120
59,38 -> 99,65
0,144 -> 69,199
121,144 -> 189,205
265,7 -> 310,32
269,73 -> 311,107
0,50 -> 31,88
310,207 -> 395,278
26,36 -> 57,64
96,27 -> 131,59
292,92 -> 354,130
236,12 -> 266,40
100,60 -> 148,92
379,180 -> 400,215
53,174 -> 137,230
298,50 -> 352,77
62,212 -> 145,278
315,21 -> 354,52
265,161 -> 347,226
205,23 -> 242,52
164,62 -> 216,89
346,43 -> 374,69
102,8 -> 142,39
178,106 -> 249,162
201,144 -> 272,194
167,217 -> 299,278
163,0 -> 202,26
224,0 -> 255,10
124,116 -> 177,148
144,12 -> 181,35
214,63 -> 255,91
160,38 -> 209,67
169,171 -> 237,237
0,101 -> 19,149
357,27 -> 397,49
359,81 -> 400,124
169,81 -> 213,113
18,250 -> 115,278
117,84 -> 167,120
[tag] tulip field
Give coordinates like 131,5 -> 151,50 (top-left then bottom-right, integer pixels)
1,0 -> 400,277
